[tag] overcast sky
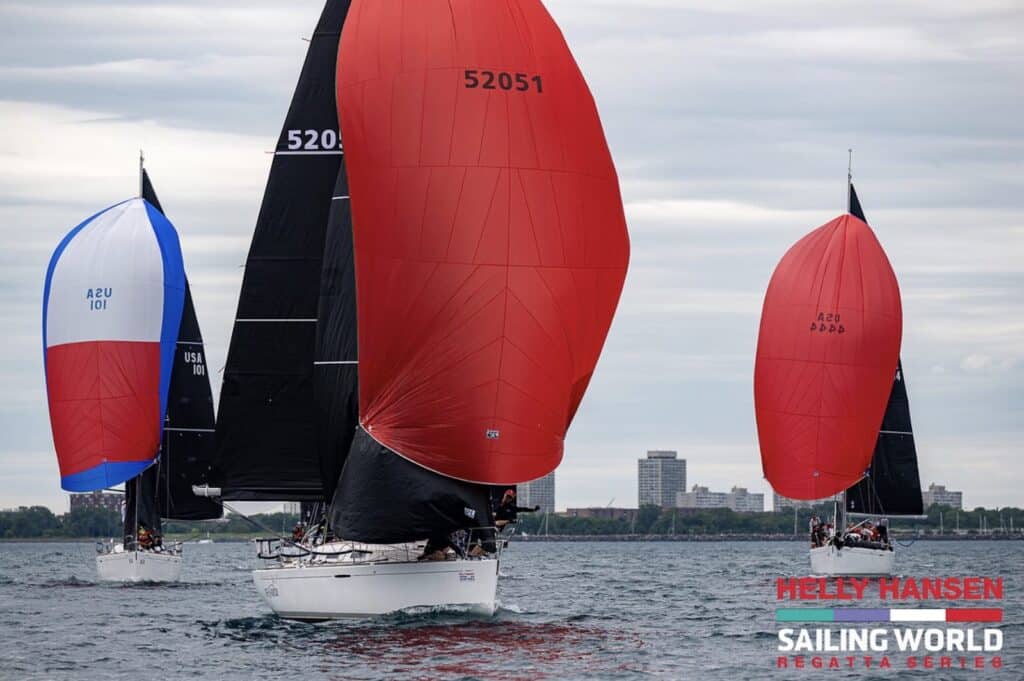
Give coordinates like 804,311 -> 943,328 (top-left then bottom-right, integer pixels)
1,1 -> 1021,514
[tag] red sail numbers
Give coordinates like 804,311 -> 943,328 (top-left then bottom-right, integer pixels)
337,0 -> 629,484
755,214 -> 902,500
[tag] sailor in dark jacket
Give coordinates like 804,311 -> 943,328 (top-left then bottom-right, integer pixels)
494,488 -> 539,529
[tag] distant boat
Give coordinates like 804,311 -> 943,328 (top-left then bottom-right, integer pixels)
44,158 -> 220,583
755,176 -> 920,576
200,0 -> 629,619
196,532 -> 214,545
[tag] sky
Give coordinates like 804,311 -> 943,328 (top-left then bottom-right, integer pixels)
0,0 -> 1021,514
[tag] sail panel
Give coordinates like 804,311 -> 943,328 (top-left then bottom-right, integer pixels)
314,168 -> 359,499
213,0 -> 351,501
754,213 -> 902,500
44,199 -> 186,491
336,0 -> 630,485
330,427 -> 492,544
159,287 -> 221,519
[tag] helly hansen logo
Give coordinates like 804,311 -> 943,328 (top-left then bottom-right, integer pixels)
86,287 -> 112,311
486,429 -> 500,439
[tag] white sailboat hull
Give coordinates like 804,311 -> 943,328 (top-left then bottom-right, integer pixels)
810,543 -> 895,576
253,557 -> 499,620
96,546 -> 182,583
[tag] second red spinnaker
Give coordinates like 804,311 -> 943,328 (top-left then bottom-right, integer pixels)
754,212 -> 902,500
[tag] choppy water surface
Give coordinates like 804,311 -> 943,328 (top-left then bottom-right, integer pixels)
0,540 -> 1021,679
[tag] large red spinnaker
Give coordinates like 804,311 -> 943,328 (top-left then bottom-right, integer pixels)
754,214 -> 902,500
337,0 -> 629,484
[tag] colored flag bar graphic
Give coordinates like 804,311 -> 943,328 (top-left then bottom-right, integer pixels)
776,609 -> 1002,623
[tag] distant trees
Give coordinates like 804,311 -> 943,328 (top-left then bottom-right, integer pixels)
513,504 -> 1024,537
2,503 -> 1022,539
0,506 -> 63,538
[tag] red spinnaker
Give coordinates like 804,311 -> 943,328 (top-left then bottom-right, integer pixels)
337,0 -> 629,484
754,214 -> 902,500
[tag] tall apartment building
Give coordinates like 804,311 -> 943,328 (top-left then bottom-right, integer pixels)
69,492 -> 122,514
638,450 -> 686,508
922,484 -> 963,510
519,471 -> 556,514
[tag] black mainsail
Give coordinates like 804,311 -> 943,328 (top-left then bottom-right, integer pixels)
213,1 -> 351,501
845,184 -> 924,516
314,166 -> 359,501
122,168 -> 222,543
143,170 -> 221,521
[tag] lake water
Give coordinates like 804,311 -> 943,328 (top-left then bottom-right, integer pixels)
0,540 -> 1020,679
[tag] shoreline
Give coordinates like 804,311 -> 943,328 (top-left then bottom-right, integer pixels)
2,534 -> 1021,544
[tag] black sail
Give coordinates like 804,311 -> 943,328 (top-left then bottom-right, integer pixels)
141,170 -> 221,520
159,286 -> 222,519
845,185 -> 924,515
123,467 -> 161,544
314,166 -> 359,500
329,427 -> 493,544
846,360 -> 924,515
213,1 -> 351,501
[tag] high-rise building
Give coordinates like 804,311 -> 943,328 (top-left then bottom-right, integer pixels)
69,492 -> 122,514
638,450 -> 686,508
519,472 -> 556,514
922,484 -> 963,510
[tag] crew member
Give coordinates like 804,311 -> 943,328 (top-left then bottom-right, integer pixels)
137,525 -> 153,550
494,489 -> 540,530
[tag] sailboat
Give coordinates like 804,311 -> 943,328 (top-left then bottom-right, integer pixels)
43,160 -> 220,582
755,176 -> 913,576
202,0 -> 629,619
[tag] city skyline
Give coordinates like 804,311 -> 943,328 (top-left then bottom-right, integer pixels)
1,1 -> 1021,513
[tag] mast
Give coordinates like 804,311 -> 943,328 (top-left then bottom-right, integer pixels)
134,477 -> 140,548
139,150 -> 144,198
847,149 -> 853,213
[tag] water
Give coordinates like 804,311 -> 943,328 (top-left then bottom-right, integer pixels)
0,540 -> 1020,679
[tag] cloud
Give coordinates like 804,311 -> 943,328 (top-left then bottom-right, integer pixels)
0,0 -> 1022,514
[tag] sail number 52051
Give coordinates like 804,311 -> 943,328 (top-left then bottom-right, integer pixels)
464,70 -> 543,93
285,129 -> 341,151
